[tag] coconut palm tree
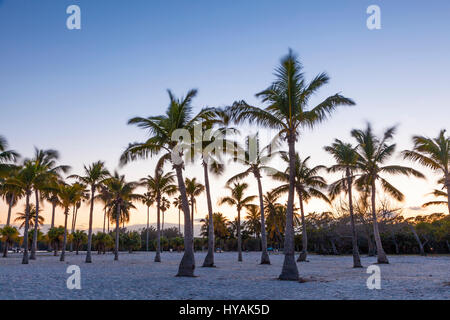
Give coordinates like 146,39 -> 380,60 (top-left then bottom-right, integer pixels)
140,168 -> 177,262
0,168 -> 24,226
142,191 -> 155,251
185,177 -> 205,240
103,172 -> 141,261
324,139 -> 363,268
1,225 -> 19,257
47,226 -> 65,256
30,148 -> 70,260
228,50 -> 355,280
352,124 -> 425,264
58,182 -> 86,262
69,161 -> 110,263
14,204 -> 44,229
244,204 -> 261,238
69,184 -> 89,252
263,190 -> 286,248
271,153 -> 329,262
402,129 -> 449,214
218,182 -> 256,261
121,89 -> 215,276
96,185 -> 112,233
227,134 -> 278,264
72,230 -> 87,255
0,135 -> 19,176
160,196 -> 171,236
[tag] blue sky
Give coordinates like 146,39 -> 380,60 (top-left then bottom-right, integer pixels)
1,0 -> 449,231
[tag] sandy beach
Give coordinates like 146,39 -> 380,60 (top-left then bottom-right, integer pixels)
1,252 -> 448,300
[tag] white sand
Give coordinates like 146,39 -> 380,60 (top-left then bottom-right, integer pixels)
0,251 -> 449,300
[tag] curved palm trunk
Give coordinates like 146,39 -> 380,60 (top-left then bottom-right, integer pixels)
202,162 -> 215,267
146,206 -> 149,252
48,202 -> 56,251
297,190 -> 308,262
155,196 -> 161,262
60,208 -> 69,262
70,206 -> 77,252
114,203 -> 121,261
6,194 -> 14,226
279,137 -> 299,280
86,185 -> 96,263
371,181 -> 389,264
409,224 -> 425,255
256,174 -> 270,265
174,164 -> 195,277
237,208 -> 242,262
347,171 -> 362,268
30,190 -> 40,260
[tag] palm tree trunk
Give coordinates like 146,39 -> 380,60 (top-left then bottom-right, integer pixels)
297,190 -> 308,262
146,206 -> 149,251
347,171 -> 362,268
3,241 -> 8,257
256,174 -> 270,265
70,206 -> 76,252
174,164 -> 195,277
107,214 -> 110,233
60,208 -> 69,262
279,136 -> 299,280
162,211 -> 165,237
446,175 -> 450,215
178,208 -> 181,235
30,190 -> 40,260
85,185 -> 96,263
21,191 -> 31,264
155,196 -> 161,262
202,161 -> 215,267
103,207 -> 106,233
6,194 -> 14,226
48,202 -> 56,251
114,203 -> 121,261
371,181 -> 389,264
237,208 -> 242,262
191,196 -> 195,242
409,224 -> 425,255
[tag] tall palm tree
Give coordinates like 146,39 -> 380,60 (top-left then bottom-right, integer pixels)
96,185 -> 112,233
69,161 -> 110,263
103,172 -> 141,261
1,225 -> 19,257
218,182 -> 256,261
324,139 -> 362,268
57,183 -> 85,262
173,196 -> 182,234
185,177 -> 205,240
0,135 -> 19,176
140,168 -> 177,262
271,153 -> 329,262
352,124 -> 425,264
244,204 -> 261,238
69,183 -> 89,252
30,148 -> 70,260
121,89 -> 215,277
1,168 -> 24,226
227,134 -> 277,264
160,196 -> 171,235
142,192 -> 155,251
402,129 -> 449,214
228,50 -> 355,280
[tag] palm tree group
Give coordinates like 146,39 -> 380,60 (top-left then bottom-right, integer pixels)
1,49 -> 447,284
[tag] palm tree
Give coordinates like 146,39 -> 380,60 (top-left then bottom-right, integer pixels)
140,168 -> 177,262
69,183 -> 89,252
173,196 -> 182,234
352,124 -> 425,264
160,196 -> 171,235
142,192 -> 155,251
30,148 -> 70,260
218,182 -> 256,261
324,139 -> 363,268
244,204 -> 261,238
0,135 -> 19,176
69,161 -> 110,263
72,230 -> 87,255
47,226 -> 65,256
14,204 -> 44,229
402,129 -> 449,214
1,225 -> 19,257
0,168 -> 24,226
228,50 -> 355,280
263,190 -> 286,247
96,185 -> 112,233
185,177 -> 205,240
271,153 -> 329,262
227,134 -> 277,264
103,172 -> 141,261
121,89 -> 215,277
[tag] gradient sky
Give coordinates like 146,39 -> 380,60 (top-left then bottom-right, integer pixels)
1,0 -> 449,233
